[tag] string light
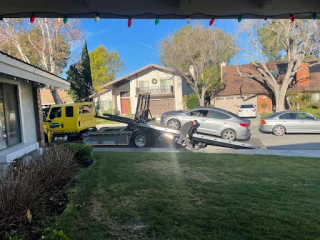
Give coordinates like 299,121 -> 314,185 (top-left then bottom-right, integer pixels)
30,13 -> 36,23
238,15 -> 242,22
209,18 -> 215,26
63,16 -> 68,24
187,17 -> 191,24
155,17 -> 160,25
290,14 -> 295,22
127,17 -> 132,28
94,14 -> 100,23
313,13 -> 317,20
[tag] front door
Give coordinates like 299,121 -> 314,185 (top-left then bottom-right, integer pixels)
120,91 -> 131,115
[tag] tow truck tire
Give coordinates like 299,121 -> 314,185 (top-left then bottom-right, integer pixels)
132,132 -> 150,148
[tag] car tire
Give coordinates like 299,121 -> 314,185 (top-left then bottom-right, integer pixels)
272,125 -> 286,136
221,129 -> 236,141
167,119 -> 181,130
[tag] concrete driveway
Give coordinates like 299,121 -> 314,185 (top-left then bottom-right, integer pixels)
97,117 -> 320,150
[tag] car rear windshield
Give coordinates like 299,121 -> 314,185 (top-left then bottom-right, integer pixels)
240,104 -> 254,108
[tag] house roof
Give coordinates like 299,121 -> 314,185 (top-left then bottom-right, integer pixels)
217,62 -> 320,96
0,0 -> 319,20
0,51 -> 70,90
101,64 -> 176,89
41,89 -> 74,105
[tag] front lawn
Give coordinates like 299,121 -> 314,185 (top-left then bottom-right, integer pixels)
55,152 -> 320,240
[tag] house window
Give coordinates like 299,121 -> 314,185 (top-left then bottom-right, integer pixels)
0,83 -> 21,150
139,81 -> 149,92
311,93 -> 320,103
160,79 -> 172,94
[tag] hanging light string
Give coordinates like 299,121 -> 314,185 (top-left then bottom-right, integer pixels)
0,11 -> 318,20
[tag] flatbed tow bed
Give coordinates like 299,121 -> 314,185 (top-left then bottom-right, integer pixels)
82,94 -> 257,150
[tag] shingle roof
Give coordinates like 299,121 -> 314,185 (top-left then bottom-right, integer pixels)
217,62 -> 320,96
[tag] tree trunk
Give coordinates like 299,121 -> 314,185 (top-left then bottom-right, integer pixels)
199,92 -> 205,106
50,89 -> 63,104
275,91 -> 286,112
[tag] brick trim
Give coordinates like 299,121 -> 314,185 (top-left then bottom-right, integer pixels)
33,87 -> 45,147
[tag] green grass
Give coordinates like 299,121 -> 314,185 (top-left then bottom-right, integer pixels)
95,114 -> 135,125
55,152 -> 320,240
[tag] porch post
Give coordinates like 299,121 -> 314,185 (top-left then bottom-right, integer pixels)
32,87 -> 45,147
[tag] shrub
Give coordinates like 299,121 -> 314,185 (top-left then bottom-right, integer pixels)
66,143 -> 93,167
307,104 -> 319,109
0,145 -> 78,238
186,93 -> 200,109
261,102 -> 268,112
42,228 -> 70,240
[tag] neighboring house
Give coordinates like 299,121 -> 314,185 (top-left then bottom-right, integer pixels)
41,89 -> 74,108
0,51 -> 70,169
215,62 -> 320,114
92,64 -> 193,116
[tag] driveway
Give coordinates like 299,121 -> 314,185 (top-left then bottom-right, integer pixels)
244,117 -> 320,150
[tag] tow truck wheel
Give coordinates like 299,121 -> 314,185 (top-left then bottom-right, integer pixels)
133,133 -> 148,147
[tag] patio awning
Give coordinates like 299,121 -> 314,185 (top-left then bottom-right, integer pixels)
0,0 -> 319,19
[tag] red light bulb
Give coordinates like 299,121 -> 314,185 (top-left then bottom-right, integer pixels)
209,18 -> 215,26
128,18 -> 132,28
290,14 -> 295,22
30,13 -> 36,23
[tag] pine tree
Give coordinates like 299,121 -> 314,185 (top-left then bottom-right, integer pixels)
80,41 -> 93,100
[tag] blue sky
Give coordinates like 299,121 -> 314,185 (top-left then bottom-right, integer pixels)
72,18 -> 246,78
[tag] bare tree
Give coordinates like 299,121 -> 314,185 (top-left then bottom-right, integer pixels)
0,18 -> 84,104
236,19 -> 320,111
159,23 -> 236,106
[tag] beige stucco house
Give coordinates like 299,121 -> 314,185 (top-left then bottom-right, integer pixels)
0,51 -> 70,169
92,64 -> 193,116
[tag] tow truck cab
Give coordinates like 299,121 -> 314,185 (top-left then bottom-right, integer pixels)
43,102 -> 96,143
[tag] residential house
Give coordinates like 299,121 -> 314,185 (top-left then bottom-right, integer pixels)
0,51 -> 70,169
92,64 -> 193,116
214,62 -> 320,114
41,89 -> 74,108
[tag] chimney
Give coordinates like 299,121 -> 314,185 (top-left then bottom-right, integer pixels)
221,62 -> 227,82
296,63 -> 310,87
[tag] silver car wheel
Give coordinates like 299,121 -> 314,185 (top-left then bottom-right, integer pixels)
222,129 -> 236,141
134,135 -> 147,147
167,119 -> 181,130
273,126 -> 285,136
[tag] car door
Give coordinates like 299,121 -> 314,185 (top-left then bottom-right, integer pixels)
48,106 -> 64,132
278,113 -> 300,132
205,110 -> 232,136
297,112 -> 320,133
187,109 -> 209,133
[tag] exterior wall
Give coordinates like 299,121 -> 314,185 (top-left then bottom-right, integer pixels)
0,77 -> 39,164
257,95 -> 273,113
215,95 -> 258,114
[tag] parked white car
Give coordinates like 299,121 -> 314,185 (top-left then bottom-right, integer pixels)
238,104 -> 257,118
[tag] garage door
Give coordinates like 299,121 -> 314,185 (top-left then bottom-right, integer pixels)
149,99 -> 175,116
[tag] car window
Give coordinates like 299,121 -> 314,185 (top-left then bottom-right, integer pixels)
66,106 -> 73,117
279,113 -> 298,120
79,105 -> 93,114
189,110 -> 208,117
49,107 -> 62,119
240,104 -> 254,108
297,112 -> 315,120
208,110 -> 231,119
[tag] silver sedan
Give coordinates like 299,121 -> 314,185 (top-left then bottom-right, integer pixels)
160,106 -> 251,141
259,111 -> 320,136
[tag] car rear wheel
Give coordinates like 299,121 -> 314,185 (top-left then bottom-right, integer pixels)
167,119 -> 181,130
221,129 -> 236,141
272,125 -> 286,136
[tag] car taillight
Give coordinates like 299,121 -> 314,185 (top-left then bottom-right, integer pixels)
261,120 -> 266,125
239,123 -> 250,127
252,109 -> 256,112
239,110 -> 242,112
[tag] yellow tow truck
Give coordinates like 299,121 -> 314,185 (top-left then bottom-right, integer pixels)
43,102 -> 96,143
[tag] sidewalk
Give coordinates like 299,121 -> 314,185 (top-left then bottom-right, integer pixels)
94,147 -> 320,158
